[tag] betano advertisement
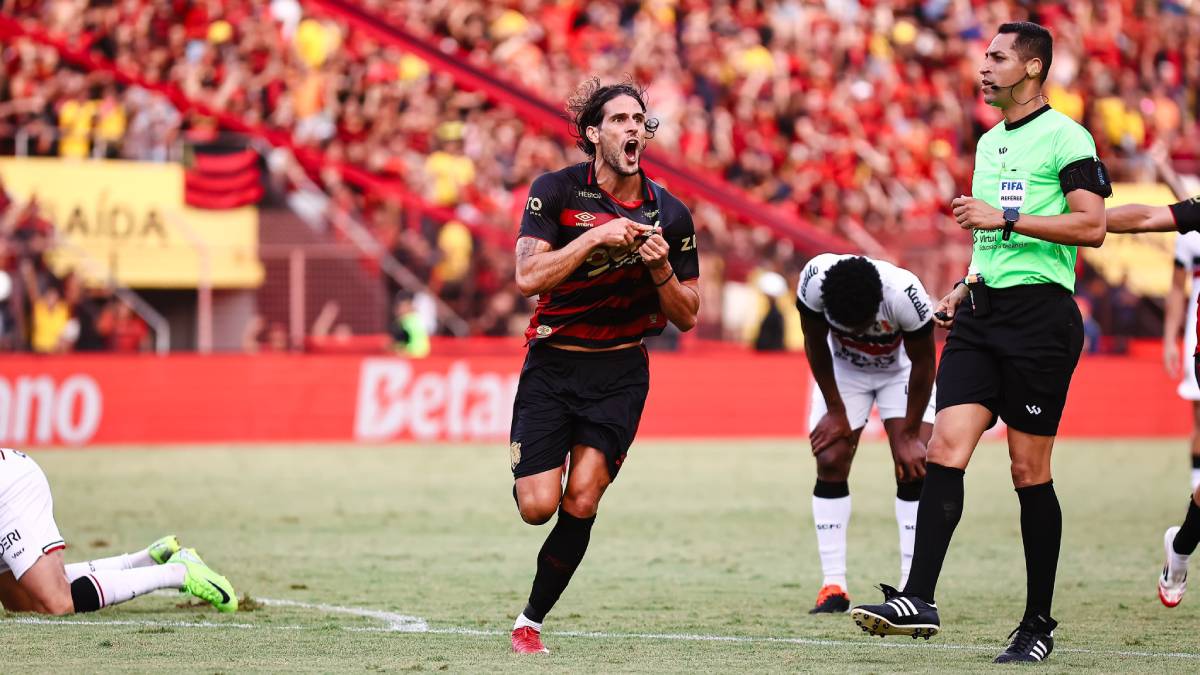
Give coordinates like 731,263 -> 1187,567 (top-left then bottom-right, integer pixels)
0,352 -> 1187,447
0,158 -> 263,288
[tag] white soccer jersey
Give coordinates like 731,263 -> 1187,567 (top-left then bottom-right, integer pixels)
797,253 -> 934,373
1175,232 -> 1200,400
0,448 -> 65,580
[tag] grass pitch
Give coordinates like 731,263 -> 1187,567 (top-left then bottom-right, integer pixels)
2,439 -> 1198,672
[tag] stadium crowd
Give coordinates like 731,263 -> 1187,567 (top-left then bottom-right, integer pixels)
1,0 -> 1196,349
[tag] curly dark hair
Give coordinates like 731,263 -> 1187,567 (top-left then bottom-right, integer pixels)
567,76 -> 659,157
821,257 -> 883,329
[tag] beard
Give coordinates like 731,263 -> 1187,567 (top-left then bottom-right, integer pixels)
599,139 -> 640,177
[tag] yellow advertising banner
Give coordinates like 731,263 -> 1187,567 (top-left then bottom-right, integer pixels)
0,157 -> 263,289
1079,182 -> 1179,298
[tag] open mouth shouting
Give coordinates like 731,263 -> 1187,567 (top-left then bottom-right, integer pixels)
623,138 -> 640,165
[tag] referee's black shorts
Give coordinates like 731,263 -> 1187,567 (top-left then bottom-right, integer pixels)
509,344 -> 650,481
935,283 -> 1084,436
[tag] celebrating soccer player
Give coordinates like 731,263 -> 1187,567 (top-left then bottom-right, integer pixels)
849,22 -> 1111,663
506,78 -> 700,654
0,447 -> 237,615
796,254 -> 935,613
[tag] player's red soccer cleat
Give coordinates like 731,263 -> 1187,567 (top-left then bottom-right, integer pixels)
511,626 -> 550,654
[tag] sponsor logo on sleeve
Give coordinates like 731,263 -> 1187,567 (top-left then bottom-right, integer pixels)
800,265 -> 818,299
904,284 -> 930,322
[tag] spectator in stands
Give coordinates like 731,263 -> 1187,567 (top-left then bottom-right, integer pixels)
0,270 -> 16,350
97,299 -> 150,353
20,258 -> 71,354
389,290 -> 430,358
753,272 -> 787,353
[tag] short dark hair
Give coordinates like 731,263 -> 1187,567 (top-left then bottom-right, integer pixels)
821,257 -> 883,329
998,21 -> 1053,82
567,76 -> 659,157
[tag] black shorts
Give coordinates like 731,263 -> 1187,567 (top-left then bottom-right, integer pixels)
936,283 -> 1084,436
509,344 -> 650,481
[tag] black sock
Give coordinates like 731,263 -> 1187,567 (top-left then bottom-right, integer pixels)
1173,497 -> 1200,556
1192,456 -> 1200,470
902,462 -> 964,603
814,479 -> 850,498
896,479 -> 923,502
1017,481 -> 1061,621
70,576 -> 102,613
523,508 -> 596,623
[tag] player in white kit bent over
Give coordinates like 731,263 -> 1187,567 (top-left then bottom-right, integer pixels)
797,254 -> 937,613
0,448 -> 236,615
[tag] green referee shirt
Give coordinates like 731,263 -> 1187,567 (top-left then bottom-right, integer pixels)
969,105 -> 1100,292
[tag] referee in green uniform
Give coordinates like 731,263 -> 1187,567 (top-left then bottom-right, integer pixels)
850,22 -> 1111,663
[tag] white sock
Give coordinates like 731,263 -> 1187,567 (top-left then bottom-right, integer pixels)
895,498 -> 919,589
514,613 -> 542,632
65,549 -> 157,582
1190,466 -> 1200,491
82,563 -> 186,608
812,495 -> 851,590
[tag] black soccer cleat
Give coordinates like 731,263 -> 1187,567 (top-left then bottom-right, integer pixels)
849,584 -> 940,639
994,615 -> 1056,663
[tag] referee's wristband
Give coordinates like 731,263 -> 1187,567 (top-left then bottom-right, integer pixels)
653,269 -> 676,287
1172,198 -> 1200,234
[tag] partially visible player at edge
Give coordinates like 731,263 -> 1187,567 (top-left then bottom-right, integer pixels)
1101,194 -> 1200,608
507,78 -> 700,655
850,22 -> 1111,664
1,447 -> 237,615
1108,196 -> 1200,492
797,254 -> 936,613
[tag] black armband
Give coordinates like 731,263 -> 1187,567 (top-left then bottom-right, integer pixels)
1171,197 -> 1200,234
1058,157 -> 1112,198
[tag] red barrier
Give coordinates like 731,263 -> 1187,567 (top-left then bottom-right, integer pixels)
0,351 -> 1188,446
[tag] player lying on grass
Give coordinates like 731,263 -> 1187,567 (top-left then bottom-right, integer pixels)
0,447 -> 236,614
1099,195 -> 1200,609
796,254 -> 935,613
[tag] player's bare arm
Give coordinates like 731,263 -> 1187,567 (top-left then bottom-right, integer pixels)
952,189 -> 1106,247
1164,264 -> 1188,378
893,329 -> 936,480
799,309 -> 852,453
514,218 -> 648,297
639,232 -> 699,332
1106,204 -> 1174,233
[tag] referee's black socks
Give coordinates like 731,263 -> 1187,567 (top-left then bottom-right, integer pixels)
1017,481 -> 1061,622
902,462 -> 965,603
523,508 -> 596,623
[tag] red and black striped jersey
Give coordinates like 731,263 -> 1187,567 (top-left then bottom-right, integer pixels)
518,162 -> 700,349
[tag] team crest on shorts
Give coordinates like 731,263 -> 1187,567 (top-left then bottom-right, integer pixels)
536,325 -> 552,337
509,442 -> 522,470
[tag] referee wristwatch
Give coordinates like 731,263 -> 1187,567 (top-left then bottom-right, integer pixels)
1002,207 -> 1020,241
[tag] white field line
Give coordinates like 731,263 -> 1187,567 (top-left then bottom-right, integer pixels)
4,597 -> 1198,662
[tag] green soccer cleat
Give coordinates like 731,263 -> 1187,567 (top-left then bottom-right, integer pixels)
170,548 -> 238,613
147,535 -> 181,565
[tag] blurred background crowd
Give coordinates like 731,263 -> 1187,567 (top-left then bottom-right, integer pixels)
1,0 -> 1195,353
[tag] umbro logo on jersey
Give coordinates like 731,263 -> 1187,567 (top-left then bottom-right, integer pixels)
575,212 -> 596,223
1026,405 -> 1042,415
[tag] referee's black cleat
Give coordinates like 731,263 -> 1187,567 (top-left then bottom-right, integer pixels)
849,584 -> 939,639
994,615 -> 1056,663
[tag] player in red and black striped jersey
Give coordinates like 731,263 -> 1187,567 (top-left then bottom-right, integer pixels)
507,78 -> 700,655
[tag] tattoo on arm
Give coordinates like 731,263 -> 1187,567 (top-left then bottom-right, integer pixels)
515,238 -> 543,262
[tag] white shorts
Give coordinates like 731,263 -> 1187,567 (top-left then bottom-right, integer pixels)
0,449 -> 65,580
808,366 -> 937,432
